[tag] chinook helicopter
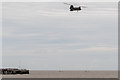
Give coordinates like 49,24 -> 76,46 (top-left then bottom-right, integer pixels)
64,3 -> 87,11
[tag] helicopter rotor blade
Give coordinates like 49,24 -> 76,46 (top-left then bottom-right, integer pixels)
81,6 -> 87,8
63,2 -> 87,8
63,3 -> 71,5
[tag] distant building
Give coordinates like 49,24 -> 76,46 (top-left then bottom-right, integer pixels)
0,68 -> 29,74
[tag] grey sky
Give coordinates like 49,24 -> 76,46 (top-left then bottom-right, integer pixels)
2,0 -> 120,2
2,2 -> 118,70
0,2 -> 2,70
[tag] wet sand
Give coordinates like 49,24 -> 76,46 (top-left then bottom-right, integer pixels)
2,70 -> 118,78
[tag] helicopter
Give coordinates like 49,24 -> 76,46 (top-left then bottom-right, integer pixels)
64,3 -> 87,11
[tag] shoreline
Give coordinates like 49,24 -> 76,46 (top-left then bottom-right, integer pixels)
2,70 -> 118,78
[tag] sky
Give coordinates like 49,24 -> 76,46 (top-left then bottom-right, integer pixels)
1,0 -> 120,2
2,2 -> 118,70
0,2 -> 2,70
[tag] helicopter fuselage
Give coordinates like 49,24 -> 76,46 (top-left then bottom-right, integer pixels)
70,5 -> 81,11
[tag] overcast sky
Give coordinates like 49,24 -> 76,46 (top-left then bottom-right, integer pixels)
2,2 -> 118,70
2,0 -> 120,2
